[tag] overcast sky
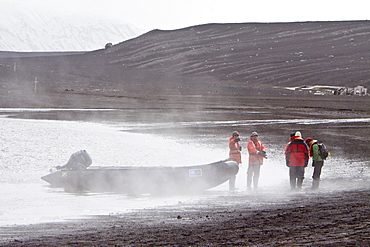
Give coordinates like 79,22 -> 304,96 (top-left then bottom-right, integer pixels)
2,0 -> 369,31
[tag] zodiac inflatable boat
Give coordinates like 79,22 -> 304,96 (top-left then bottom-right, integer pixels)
41,150 -> 239,195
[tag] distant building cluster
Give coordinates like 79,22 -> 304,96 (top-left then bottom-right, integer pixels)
286,85 -> 369,96
342,86 -> 368,96
319,86 -> 368,96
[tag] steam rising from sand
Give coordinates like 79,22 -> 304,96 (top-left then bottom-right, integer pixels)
0,113 -> 369,226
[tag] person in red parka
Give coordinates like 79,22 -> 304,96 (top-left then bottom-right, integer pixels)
228,131 -> 242,191
247,132 -> 266,190
285,131 -> 309,190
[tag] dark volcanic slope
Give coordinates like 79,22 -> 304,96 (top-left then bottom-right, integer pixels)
0,21 -> 369,96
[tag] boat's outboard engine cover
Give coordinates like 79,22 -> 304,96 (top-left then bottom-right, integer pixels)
58,150 -> 92,170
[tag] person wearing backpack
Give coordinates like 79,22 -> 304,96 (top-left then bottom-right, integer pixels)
305,137 -> 325,190
285,131 -> 309,191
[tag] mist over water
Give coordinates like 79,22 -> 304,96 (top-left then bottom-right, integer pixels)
0,111 -> 369,227
0,116 -> 227,226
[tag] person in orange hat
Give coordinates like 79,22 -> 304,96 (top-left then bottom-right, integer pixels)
228,131 -> 241,191
285,131 -> 309,190
229,131 -> 242,164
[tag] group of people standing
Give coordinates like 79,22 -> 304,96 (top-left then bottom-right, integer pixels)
229,131 -> 266,191
228,130 -> 325,191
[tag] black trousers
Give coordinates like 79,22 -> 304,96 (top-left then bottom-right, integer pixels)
312,160 -> 324,189
289,166 -> 305,189
312,160 -> 324,180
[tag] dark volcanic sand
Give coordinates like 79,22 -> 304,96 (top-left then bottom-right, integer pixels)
1,93 -> 370,246
1,190 -> 369,246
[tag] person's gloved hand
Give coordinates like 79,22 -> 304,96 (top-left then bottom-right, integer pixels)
234,137 -> 240,143
258,150 -> 267,158
239,146 -> 242,151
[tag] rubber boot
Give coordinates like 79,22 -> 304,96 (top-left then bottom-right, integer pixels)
297,178 -> 304,190
253,177 -> 259,190
229,175 -> 236,191
247,173 -> 252,190
290,178 -> 296,190
311,179 -> 320,190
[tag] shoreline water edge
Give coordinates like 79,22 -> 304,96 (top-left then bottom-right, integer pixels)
0,95 -> 369,246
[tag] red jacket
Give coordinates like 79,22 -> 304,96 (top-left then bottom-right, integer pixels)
285,139 -> 309,167
229,137 -> 241,163
247,138 -> 265,165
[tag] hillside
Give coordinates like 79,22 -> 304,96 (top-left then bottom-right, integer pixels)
0,21 -> 369,100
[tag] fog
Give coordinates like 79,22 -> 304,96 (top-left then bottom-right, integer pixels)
0,110 -> 369,226
0,115 -> 227,226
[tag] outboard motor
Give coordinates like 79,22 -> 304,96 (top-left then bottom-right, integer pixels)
56,150 -> 92,170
